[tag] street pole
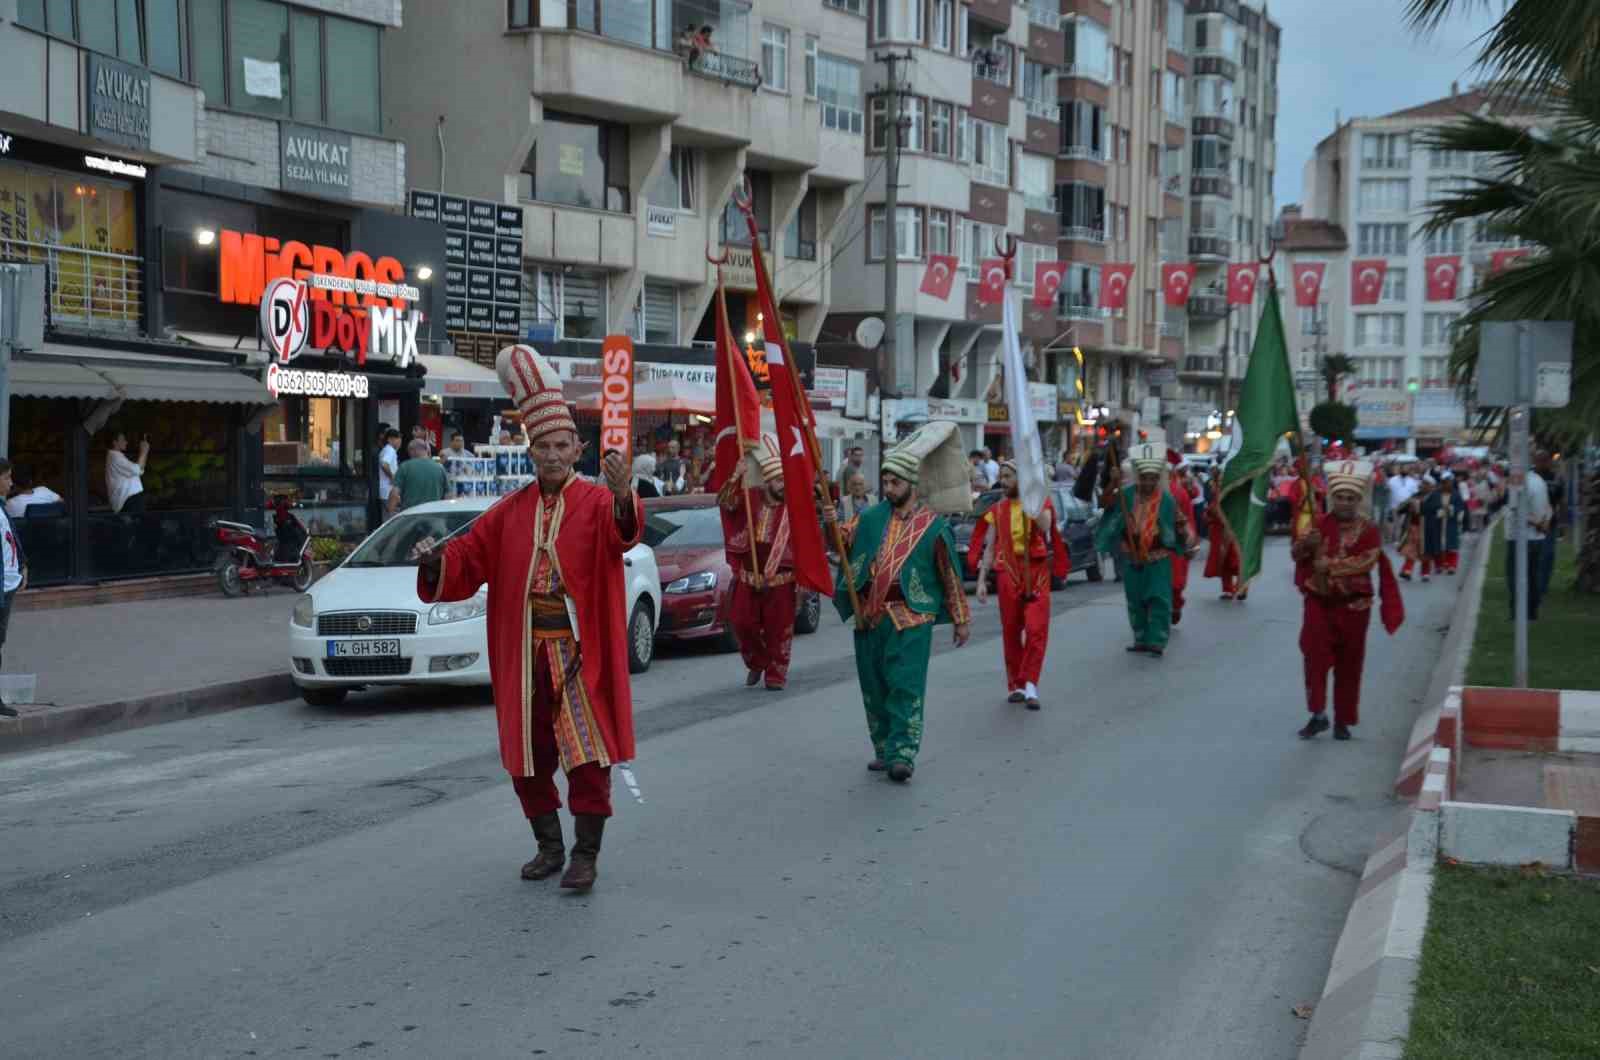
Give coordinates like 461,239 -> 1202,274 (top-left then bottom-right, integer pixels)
1221,305 -> 1232,427
875,49 -> 913,399
1510,323 -> 1532,689
0,265 -> 15,459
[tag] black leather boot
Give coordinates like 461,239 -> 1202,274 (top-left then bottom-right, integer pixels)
520,813 -> 565,880
560,814 -> 606,891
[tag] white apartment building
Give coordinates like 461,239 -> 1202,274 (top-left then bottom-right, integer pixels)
1301,85 -> 1544,454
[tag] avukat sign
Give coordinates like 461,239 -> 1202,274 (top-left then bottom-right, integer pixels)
599,334 -> 635,465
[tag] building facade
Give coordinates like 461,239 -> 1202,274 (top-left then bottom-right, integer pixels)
1273,205 -> 1348,435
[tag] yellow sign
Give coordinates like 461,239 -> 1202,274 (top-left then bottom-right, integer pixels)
558,144 -> 585,177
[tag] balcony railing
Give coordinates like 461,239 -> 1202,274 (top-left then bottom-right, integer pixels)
1028,0 -> 1059,27
973,55 -> 1012,85
2,242 -> 143,333
1361,156 -> 1411,171
1061,144 -> 1109,163
1024,97 -> 1058,121
1192,55 -> 1238,80
1160,319 -> 1185,338
687,49 -> 762,89
1193,115 -> 1235,140
1188,293 -> 1228,319
1190,173 -> 1234,199
1189,234 -> 1231,259
1182,355 -> 1223,375
1062,225 -> 1107,244
1059,299 -> 1108,322
1061,62 -> 1110,85
1024,192 -> 1057,214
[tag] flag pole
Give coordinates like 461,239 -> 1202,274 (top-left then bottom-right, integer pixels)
995,234 -> 1035,601
713,266 -> 764,589
735,186 -> 862,623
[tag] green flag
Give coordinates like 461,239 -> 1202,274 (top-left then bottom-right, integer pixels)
1217,281 -> 1300,586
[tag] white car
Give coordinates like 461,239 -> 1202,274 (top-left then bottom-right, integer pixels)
288,496 -> 662,707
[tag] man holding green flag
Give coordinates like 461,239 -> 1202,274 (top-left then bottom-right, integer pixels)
1214,274 -> 1302,590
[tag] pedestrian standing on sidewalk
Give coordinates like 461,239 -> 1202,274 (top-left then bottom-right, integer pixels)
1505,458 -> 1553,622
105,431 -> 149,514
1293,460 -> 1405,741
411,345 -> 642,892
719,436 -> 797,692
389,439 -> 449,514
375,429 -> 400,520
1096,441 -> 1192,658
829,422 -> 971,783
1397,477 -> 1427,581
967,460 -> 1068,709
0,460 -> 25,718
1419,475 -> 1449,582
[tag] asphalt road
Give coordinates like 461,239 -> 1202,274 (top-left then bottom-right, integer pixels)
0,541 -> 1462,1060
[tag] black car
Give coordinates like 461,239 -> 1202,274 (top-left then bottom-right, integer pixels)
951,487 -> 1104,588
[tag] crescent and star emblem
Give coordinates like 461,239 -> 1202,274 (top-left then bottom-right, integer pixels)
788,427 -> 804,458
984,267 -> 1004,286
1358,268 -> 1380,290
933,262 -> 950,281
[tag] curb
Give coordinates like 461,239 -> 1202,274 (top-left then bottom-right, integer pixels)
0,673 -> 298,754
1458,686 -> 1600,753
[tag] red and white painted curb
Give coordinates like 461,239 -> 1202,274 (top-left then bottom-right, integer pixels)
1456,687 -> 1600,753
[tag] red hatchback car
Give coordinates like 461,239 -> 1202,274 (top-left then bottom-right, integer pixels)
642,495 -> 822,651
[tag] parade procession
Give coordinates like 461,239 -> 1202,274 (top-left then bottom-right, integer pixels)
6,1 -> 1600,1057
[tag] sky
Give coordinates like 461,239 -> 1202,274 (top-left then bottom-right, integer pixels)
1271,0 -> 1502,207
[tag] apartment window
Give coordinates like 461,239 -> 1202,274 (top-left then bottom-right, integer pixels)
931,0 -> 953,50
1060,263 -> 1102,314
1355,314 -> 1406,349
1118,128 -> 1131,164
1427,222 -> 1465,256
1190,200 -> 1232,235
904,96 -> 926,152
1064,16 -> 1110,82
1020,152 -> 1054,213
869,205 -> 923,260
1355,356 -> 1404,388
1166,0 -> 1184,50
954,107 -> 969,162
635,282 -> 677,345
784,191 -> 818,260
1420,355 -> 1450,386
1060,100 -> 1105,159
1022,60 -> 1056,118
1424,176 -> 1471,205
520,265 -> 608,340
1192,77 -> 1229,118
1358,178 -> 1410,213
928,208 -> 952,256
1357,223 -> 1408,256
804,35 -> 817,97
929,101 -> 952,156
521,111 -> 631,212
1382,267 -> 1407,302
1162,145 -> 1184,185
761,24 -> 790,91
1300,301 -> 1329,337
22,0 -> 178,72
970,118 -> 1009,187
1159,217 -> 1183,258
1163,71 -> 1185,122
817,52 -> 864,133
1423,313 -> 1460,348
870,96 -> 889,150
646,146 -> 697,211
959,218 -> 994,277
1059,181 -> 1106,237
1473,217 -> 1517,247
876,0 -> 923,43
824,0 -> 864,12
1361,132 -> 1410,170
1016,242 -> 1051,292
1191,137 -> 1231,173
1429,148 -> 1466,170
721,172 -> 772,247
324,16 -> 380,134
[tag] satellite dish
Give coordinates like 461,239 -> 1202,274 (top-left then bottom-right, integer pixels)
854,317 -> 885,350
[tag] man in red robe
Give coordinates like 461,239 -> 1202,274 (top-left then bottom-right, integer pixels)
1292,459 -> 1404,741
1166,451 -> 1198,625
967,460 -> 1069,709
1204,467 -> 1247,601
719,436 -> 797,691
412,345 -> 641,892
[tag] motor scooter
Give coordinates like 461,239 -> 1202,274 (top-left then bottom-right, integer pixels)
213,496 -> 313,596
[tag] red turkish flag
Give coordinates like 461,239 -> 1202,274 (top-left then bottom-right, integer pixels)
1033,260 -> 1066,308
1291,261 -> 1326,307
1350,259 -> 1388,305
976,259 -> 1007,304
919,254 -> 959,300
1160,263 -> 1196,307
708,285 -> 761,494
1226,262 -> 1258,305
1424,255 -> 1461,301
1490,248 -> 1531,275
1099,263 -> 1135,309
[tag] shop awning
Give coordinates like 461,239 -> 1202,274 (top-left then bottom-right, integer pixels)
11,345 -> 274,404
417,353 -> 504,400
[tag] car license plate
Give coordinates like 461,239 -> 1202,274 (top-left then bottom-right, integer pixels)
326,639 -> 401,659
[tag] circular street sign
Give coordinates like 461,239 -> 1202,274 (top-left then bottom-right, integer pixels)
260,277 -> 310,363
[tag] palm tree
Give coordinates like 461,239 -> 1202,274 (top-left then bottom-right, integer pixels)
1408,0 -> 1600,591
1321,353 -> 1357,406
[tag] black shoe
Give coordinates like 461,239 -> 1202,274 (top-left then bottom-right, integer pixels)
1298,715 -> 1330,740
1025,697 -> 1041,711
0,703 -> 17,718
765,683 -> 785,692
1007,690 -> 1026,703
745,669 -> 762,687
867,758 -> 886,772
1171,610 -> 1182,626
1126,644 -> 1147,653
1334,724 -> 1352,741
887,762 -> 914,783
1147,646 -> 1164,658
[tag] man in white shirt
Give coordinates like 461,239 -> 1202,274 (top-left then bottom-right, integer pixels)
0,459 -> 26,718
376,429 -> 401,516
6,482 -> 63,519
106,431 -> 150,514
1507,455 -> 1554,621
981,447 -> 1001,488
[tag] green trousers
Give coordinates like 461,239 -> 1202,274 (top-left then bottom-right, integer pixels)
1122,555 -> 1173,649
853,620 -> 934,767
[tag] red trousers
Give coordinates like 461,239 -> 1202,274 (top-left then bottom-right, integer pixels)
511,640 -> 613,819
730,579 -> 797,688
1299,597 -> 1372,726
1401,557 -> 1435,578
996,570 -> 1051,690
1170,554 -> 1189,620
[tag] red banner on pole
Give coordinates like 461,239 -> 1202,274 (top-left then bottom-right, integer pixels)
708,285 -> 761,493
1490,247 -> 1531,275
599,334 -> 635,466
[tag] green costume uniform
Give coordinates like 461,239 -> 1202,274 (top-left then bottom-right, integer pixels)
1095,485 -> 1181,650
835,500 -> 966,768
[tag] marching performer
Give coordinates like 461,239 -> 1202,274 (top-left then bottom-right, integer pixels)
1292,459 -> 1404,740
1397,476 -> 1428,581
1205,491 -> 1248,601
831,422 -> 971,783
719,436 -> 797,691
967,459 -> 1070,709
1166,450 -> 1198,625
412,345 -> 641,892
1095,439 -> 1194,657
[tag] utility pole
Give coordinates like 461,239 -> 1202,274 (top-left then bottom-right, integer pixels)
1220,305 -> 1232,426
874,49 -> 913,399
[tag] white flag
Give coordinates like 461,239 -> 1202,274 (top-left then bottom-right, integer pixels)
1000,289 -> 1047,520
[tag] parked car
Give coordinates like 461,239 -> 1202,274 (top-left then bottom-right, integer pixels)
287,497 -> 662,707
642,495 -> 822,651
952,487 -> 1104,589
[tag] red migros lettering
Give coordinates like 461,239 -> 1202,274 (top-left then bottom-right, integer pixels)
218,229 -> 410,309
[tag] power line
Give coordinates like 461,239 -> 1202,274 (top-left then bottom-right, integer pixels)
770,155 -> 889,302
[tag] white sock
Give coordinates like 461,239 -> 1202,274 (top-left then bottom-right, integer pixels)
1025,682 -> 1039,699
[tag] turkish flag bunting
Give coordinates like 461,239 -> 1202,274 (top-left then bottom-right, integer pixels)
1099,263 -> 1136,309
1160,263 -> 1196,307
1490,247 -> 1531,275
1033,260 -> 1066,308
976,259 -> 1007,304
746,207 -> 834,594
1291,261 -> 1326,307
1350,259 -> 1388,306
1424,255 -> 1462,302
1226,262 -> 1258,305
707,282 -> 761,494
919,254 -> 959,300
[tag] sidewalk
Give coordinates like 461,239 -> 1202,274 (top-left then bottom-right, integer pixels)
0,591 -> 298,751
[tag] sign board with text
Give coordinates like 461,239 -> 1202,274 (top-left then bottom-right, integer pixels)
281,123 -> 352,199
86,54 -> 150,150
411,190 -> 524,357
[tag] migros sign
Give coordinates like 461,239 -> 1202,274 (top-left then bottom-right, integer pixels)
218,229 -> 420,309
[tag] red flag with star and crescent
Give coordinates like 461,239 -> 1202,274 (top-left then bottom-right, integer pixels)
708,281 -> 761,494
920,254 -> 959,300
1161,262 -> 1195,307
747,211 -> 834,594
1425,255 -> 1461,301
976,259 -> 1008,304
1034,260 -> 1066,308
1291,261 -> 1326,307
1226,262 -> 1258,305
1100,263 -> 1135,309
1351,259 -> 1388,306
1490,247 -> 1530,275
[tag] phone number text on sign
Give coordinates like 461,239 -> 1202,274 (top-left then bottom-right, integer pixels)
267,363 -> 371,399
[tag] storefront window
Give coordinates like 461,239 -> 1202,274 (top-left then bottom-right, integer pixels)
90,404 -> 232,511
262,397 -> 364,476
9,398 -> 73,585
0,158 -> 141,332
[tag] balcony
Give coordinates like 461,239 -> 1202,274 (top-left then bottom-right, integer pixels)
1061,225 -> 1108,245
1160,319 -> 1186,339
973,53 -> 1013,87
1025,192 -> 1058,214
1189,234 -> 1231,261
688,49 -> 762,89
1188,293 -> 1228,320
966,0 -> 1011,28
9,243 -> 143,334
1024,97 -> 1058,121
1190,173 -> 1234,199
1186,0 -> 1244,15
1192,55 -> 1238,80
1059,298 -> 1108,322
1060,144 -> 1109,165
1193,115 -> 1235,141
1181,355 -> 1223,376
1061,62 -> 1111,85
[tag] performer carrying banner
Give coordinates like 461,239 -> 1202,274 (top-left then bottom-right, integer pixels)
1095,440 -> 1194,657
1165,448 -> 1198,625
1292,460 -> 1404,740
830,422 -> 971,783
968,460 -> 1069,709
412,345 -> 641,892
719,436 -> 797,691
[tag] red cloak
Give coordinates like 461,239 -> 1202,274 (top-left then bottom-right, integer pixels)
1203,502 -> 1241,579
1168,478 -> 1196,591
419,478 -> 643,775
1292,513 -> 1405,635
966,497 -> 1070,585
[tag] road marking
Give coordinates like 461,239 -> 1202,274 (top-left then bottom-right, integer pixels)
0,749 -> 132,782
103,748 -> 372,811
2,750 -> 268,806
